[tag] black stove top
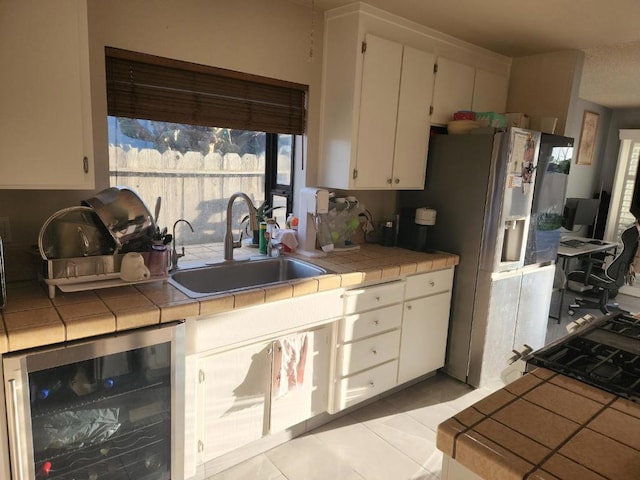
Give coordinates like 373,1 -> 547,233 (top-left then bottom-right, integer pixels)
527,313 -> 640,402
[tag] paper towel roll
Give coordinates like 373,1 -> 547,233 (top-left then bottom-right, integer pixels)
415,208 -> 436,226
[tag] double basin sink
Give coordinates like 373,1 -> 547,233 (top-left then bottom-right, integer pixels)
169,256 -> 328,298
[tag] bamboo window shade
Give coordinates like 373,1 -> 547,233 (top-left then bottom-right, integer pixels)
105,47 -> 307,135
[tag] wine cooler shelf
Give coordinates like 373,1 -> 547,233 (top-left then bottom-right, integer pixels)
35,420 -> 170,479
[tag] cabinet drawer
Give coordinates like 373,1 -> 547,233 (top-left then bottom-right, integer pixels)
337,329 -> 401,377
340,303 -> 403,342
334,360 -> 398,411
405,268 -> 454,300
344,281 -> 404,314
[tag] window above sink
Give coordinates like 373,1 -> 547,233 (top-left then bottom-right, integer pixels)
105,47 -> 307,256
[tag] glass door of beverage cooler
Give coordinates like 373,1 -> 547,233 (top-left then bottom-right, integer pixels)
3,322 -> 185,480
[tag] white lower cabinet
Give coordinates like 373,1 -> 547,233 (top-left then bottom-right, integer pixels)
398,291 -> 452,384
334,359 -> 399,411
269,326 -> 333,433
197,341 -> 272,462
331,281 -> 404,412
399,269 -> 454,384
195,324 -> 333,465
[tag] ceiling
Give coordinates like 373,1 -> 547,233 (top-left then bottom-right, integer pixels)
310,0 -> 640,108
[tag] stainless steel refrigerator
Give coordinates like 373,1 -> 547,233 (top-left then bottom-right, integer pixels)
398,127 -> 555,387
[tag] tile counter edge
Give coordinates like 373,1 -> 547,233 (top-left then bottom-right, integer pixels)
0,246 -> 459,353
436,368 -> 640,480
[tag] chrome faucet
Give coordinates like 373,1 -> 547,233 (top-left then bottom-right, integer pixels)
224,192 -> 258,262
171,219 -> 194,270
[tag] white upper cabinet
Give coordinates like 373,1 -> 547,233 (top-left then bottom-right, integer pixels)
354,36 -> 435,189
0,0 -> 94,189
353,35 -> 403,188
319,24 -> 435,190
431,57 -> 509,126
318,5 -> 511,190
472,69 -> 509,114
431,57 -> 475,126
392,46 -> 436,189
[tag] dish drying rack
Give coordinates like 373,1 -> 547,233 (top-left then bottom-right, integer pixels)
42,254 -> 167,299
38,203 -> 168,298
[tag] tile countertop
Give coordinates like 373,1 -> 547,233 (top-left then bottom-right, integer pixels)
0,245 -> 458,354
437,367 -> 640,480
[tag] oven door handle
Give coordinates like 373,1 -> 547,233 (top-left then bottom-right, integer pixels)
8,379 -> 25,480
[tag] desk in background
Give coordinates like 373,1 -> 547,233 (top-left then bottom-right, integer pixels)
552,237 -> 619,321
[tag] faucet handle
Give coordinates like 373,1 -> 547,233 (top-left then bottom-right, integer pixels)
268,241 -> 283,257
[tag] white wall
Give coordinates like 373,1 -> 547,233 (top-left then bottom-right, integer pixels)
507,50 -> 583,136
564,99 -> 613,199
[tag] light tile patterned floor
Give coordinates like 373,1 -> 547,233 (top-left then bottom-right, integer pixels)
206,374 -> 498,480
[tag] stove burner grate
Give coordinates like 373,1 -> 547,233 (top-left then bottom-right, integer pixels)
601,314 -> 640,340
528,334 -> 640,402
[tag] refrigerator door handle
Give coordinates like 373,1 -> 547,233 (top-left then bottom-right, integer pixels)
7,379 -> 25,480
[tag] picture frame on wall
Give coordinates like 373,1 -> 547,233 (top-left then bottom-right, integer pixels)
576,110 -> 599,165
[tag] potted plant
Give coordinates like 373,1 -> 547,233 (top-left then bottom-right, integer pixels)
241,200 -> 284,245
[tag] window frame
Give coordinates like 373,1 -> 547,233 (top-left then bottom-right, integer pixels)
265,134 -> 295,215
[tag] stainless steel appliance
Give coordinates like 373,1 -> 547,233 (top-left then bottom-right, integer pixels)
397,207 -> 436,251
3,322 -> 185,480
504,312 -> 640,403
398,127 -> 553,387
0,236 -> 6,309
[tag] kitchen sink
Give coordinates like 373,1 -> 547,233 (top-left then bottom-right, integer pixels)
169,256 -> 328,298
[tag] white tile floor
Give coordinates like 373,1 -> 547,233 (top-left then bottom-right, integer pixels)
206,374 -> 498,480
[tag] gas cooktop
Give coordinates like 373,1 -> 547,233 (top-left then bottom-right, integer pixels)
527,313 -> 640,402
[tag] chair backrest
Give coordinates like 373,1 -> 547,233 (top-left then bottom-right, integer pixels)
605,225 -> 640,287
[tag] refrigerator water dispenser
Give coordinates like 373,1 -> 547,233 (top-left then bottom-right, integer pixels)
501,218 -> 526,263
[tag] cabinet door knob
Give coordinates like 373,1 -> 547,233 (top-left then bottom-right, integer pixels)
394,178 -> 400,184
386,178 -> 392,184
407,304 -> 412,310
373,319 -> 380,326
371,349 -> 378,355
375,296 -> 381,301
369,381 -> 375,388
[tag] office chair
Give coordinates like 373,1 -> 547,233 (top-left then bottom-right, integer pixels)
566,224 -> 640,315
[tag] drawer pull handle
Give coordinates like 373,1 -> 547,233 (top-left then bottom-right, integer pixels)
429,281 -> 435,287
375,296 -> 381,301
369,381 -> 375,388
407,304 -> 412,310
371,349 -> 378,355
373,319 -> 380,326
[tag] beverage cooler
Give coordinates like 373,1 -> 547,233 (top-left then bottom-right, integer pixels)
2,322 -> 185,480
